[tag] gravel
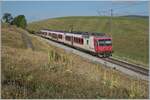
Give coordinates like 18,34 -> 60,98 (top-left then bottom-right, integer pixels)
35,35 -> 149,81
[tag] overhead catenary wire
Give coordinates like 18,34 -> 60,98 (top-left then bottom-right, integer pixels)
97,1 -> 147,16
113,11 -> 148,16
111,1 -> 147,12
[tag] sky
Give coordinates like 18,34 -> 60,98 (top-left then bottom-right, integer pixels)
1,1 -> 149,22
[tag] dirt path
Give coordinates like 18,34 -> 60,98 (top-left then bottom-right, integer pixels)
21,32 -> 34,50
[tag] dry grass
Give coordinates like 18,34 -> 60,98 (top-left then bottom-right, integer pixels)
1,24 -> 149,99
1,45 -> 148,99
2,24 -> 27,49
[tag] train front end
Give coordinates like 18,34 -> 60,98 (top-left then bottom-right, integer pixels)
94,37 -> 113,57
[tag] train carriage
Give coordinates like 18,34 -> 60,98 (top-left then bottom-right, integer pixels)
40,29 -> 113,57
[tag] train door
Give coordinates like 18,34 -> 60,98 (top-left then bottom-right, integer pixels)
56,34 -> 58,40
84,38 -> 89,49
82,34 -> 90,50
71,36 -> 73,46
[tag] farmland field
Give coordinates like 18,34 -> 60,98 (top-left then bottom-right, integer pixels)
27,16 -> 149,67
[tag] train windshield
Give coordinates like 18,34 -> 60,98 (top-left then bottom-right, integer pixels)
98,39 -> 112,46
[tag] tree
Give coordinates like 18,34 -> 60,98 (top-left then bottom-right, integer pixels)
2,13 -> 13,24
12,15 -> 27,29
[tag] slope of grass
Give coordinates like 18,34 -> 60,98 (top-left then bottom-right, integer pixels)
2,24 -> 27,49
2,24 -> 148,99
27,16 -> 149,66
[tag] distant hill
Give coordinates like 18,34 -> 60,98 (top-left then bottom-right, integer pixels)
121,15 -> 149,19
27,16 -> 149,66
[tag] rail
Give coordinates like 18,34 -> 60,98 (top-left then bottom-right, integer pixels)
102,58 -> 149,76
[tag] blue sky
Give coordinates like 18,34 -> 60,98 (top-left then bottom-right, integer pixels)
1,1 -> 149,22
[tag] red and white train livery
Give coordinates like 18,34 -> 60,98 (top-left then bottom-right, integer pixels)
40,29 -> 113,57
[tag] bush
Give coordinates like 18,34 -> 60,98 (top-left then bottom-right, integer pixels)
12,15 -> 27,29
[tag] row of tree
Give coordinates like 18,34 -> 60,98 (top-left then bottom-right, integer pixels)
2,13 -> 27,29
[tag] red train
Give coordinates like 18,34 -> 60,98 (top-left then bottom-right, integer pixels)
40,29 -> 113,57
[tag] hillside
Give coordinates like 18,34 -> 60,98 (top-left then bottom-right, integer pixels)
27,16 -> 149,66
2,24 -> 148,99
121,15 -> 149,19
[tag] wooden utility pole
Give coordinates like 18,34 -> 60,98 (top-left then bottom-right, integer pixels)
109,8 -> 113,37
69,24 -> 74,33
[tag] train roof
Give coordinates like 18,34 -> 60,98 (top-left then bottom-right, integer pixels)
41,29 -> 67,33
41,29 -> 108,37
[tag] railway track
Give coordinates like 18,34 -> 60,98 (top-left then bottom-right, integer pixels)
36,34 -> 149,78
102,57 -> 149,76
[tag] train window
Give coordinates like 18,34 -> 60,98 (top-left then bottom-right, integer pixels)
65,36 -> 71,41
79,38 -> 80,43
86,40 -> 89,45
58,34 -> 62,39
81,38 -> 83,44
74,37 -> 76,42
99,40 -> 105,46
79,38 -> 80,44
73,37 -> 83,44
105,40 -> 112,46
52,33 -> 57,38
74,37 -> 78,43
105,41 -> 111,44
79,38 -> 81,44
98,39 -> 112,46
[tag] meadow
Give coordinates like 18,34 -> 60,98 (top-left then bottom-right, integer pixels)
27,16 -> 149,66
1,24 -> 148,99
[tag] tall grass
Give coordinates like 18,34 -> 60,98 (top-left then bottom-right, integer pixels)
2,46 -> 148,99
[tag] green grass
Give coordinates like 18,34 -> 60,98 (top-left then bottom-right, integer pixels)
27,16 -> 149,66
1,23 -> 149,99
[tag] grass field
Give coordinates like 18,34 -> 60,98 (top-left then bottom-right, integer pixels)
27,16 -> 149,66
1,23 -> 148,99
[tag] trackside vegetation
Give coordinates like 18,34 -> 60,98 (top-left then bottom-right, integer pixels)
2,13 -> 27,29
1,23 -> 148,99
27,16 -> 149,67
